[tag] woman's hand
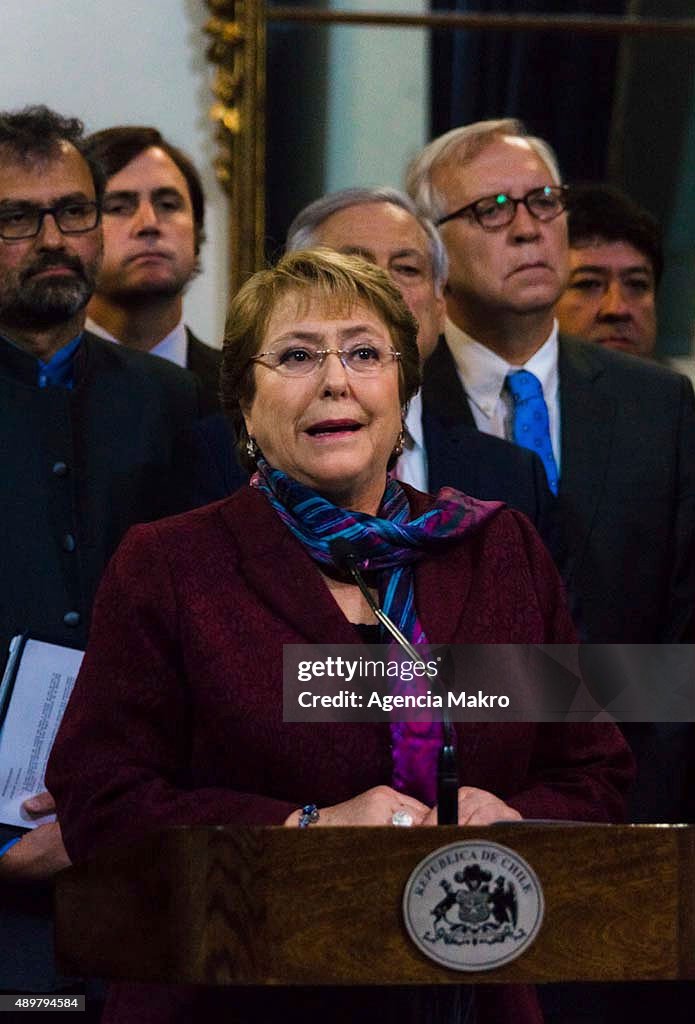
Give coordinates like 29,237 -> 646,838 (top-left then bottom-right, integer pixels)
284,785 -> 430,827
421,787 -> 522,827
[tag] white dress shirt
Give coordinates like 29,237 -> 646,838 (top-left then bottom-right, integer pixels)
85,317 -> 189,368
444,317 -> 562,471
395,389 -> 428,491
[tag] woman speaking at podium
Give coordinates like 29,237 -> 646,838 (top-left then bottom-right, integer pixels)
48,250 -> 632,1023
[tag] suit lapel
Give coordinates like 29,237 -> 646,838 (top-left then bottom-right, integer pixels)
404,485 -> 475,644
185,328 -> 217,375
220,485 -> 472,646
422,337 -> 478,492
421,335 -> 618,589
422,336 -> 476,423
185,328 -> 223,414
557,336 -> 617,578
219,488 -> 363,644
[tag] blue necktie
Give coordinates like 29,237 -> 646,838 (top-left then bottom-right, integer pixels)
506,370 -> 558,494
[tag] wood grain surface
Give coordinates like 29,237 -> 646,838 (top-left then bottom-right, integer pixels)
55,824 -> 695,986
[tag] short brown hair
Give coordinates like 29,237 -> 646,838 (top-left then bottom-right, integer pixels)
221,248 -> 421,470
0,104 -> 105,202
567,183 -> 663,285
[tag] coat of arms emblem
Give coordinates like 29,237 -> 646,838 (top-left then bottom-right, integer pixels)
403,841 -> 544,971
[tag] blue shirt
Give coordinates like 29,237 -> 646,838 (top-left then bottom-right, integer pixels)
36,333 -> 82,389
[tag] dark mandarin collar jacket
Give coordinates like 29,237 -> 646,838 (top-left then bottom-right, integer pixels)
0,330 -> 202,656
0,329 -> 204,992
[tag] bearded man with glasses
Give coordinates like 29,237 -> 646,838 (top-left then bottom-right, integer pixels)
0,105 -> 204,1011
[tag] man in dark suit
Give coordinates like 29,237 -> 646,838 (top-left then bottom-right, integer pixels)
407,121 -> 695,1023
407,119 -> 695,644
0,105 -> 204,1006
83,125 -> 222,412
285,187 -> 554,535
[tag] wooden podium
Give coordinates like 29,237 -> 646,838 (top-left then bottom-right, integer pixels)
55,823 -> 695,986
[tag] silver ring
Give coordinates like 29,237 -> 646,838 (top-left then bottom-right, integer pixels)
391,808 -> 414,827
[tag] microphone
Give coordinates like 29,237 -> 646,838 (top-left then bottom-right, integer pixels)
330,538 -> 459,824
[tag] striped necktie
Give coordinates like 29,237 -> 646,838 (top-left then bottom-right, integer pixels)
506,369 -> 559,494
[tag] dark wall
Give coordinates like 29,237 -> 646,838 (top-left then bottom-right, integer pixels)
612,0 -> 695,355
431,0 -> 624,182
266,1 -> 329,260
430,0 -> 695,357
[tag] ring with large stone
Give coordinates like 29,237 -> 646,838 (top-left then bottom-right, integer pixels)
391,808 -> 414,827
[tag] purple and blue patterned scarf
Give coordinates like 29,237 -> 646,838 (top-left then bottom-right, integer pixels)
252,459 -> 502,805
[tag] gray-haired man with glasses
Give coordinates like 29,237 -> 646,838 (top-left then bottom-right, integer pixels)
406,132 -> 695,1023
407,117 -> 695,648
436,183 -> 569,231
0,106 -> 203,1010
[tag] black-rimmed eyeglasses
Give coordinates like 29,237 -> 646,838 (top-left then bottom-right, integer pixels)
251,342 -> 401,378
0,201 -> 101,240
437,186 -> 569,231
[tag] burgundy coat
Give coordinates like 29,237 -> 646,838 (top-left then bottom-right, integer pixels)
48,486 -> 633,1024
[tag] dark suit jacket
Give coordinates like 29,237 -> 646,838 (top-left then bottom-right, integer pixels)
423,338 -> 555,549
557,339 -> 695,829
557,337 -> 695,642
49,485 -> 631,1024
174,413 -> 248,508
185,327 -> 222,415
431,335 -> 695,643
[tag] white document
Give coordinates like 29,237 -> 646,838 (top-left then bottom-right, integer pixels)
0,637 -> 83,829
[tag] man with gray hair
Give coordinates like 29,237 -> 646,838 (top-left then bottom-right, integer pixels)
286,186 -> 554,532
407,119 -> 695,645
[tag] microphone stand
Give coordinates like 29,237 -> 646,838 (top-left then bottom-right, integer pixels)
331,540 -> 459,825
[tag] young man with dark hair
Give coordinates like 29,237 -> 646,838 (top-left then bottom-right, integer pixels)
84,125 -> 221,411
